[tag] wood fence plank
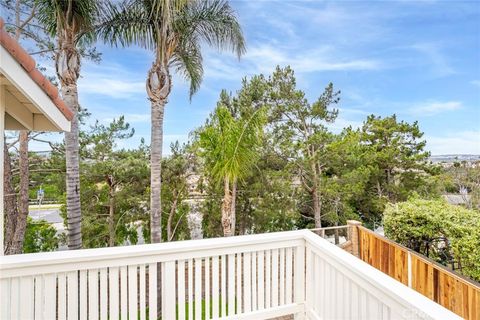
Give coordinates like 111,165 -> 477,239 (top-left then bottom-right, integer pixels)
356,226 -> 480,320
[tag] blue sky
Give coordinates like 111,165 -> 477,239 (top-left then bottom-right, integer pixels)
35,0 -> 480,155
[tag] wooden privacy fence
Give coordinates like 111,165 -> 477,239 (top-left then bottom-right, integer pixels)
353,224 -> 480,320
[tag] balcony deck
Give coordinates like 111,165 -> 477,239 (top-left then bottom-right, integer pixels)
0,230 -> 461,320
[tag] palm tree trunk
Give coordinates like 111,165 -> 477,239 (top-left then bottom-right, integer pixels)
150,100 -> 164,243
230,178 -> 237,235
147,62 -> 171,244
222,176 -> 234,236
57,40 -> 82,250
63,82 -> 82,249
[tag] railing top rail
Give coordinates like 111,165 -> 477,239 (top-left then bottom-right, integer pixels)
357,225 -> 480,289
0,230 -> 306,272
309,225 -> 348,231
303,230 -> 463,320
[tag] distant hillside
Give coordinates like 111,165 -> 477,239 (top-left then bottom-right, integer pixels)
429,154 -> 480,163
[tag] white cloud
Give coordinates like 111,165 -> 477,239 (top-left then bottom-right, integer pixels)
408,101 -> 462,116
103,113 -> 150,124
78,62 -> 146,99
163,134 -> 189,155
328,117 -> 363,133
471,80 -> 480,87
426,131 -> 480,155
204,44 -> 381,82
80,78 -> 145,98
410,43 -> 455,77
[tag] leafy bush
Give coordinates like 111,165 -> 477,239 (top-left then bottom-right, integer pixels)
23,217 -> 59,253
383,198 -> 480,281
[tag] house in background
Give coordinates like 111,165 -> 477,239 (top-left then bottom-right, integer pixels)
0,18 -> 73,254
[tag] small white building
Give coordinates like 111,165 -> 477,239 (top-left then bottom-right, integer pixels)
0,18 -> 72,254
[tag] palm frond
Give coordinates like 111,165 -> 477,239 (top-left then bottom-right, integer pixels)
94,0 -> 157,50
170,35 -> 203,97
35,0 -> 98,45
199,105 -> 265,183
176,0 -> 246,58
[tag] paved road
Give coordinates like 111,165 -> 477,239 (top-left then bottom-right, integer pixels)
29,208 -> 62,224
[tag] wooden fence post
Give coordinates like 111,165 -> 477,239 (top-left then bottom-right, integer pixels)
347,220 -> 362,258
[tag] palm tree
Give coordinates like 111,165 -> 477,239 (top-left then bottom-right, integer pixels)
198,102 -> 265,236
35,0 -> 99,249
96,0 -> 245,242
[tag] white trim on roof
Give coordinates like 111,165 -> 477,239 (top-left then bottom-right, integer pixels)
0,45 -> 70,132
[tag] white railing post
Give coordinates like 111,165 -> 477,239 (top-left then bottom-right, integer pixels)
305,246 -> 313,318
294,243 -> 306,319
163,261 -> 176,319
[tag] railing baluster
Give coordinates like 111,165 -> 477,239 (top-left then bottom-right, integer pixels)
88,269 -> 99,320
258,250 -> 265,311
120,266 -> 128,319
188,258 -> 194,319
252,251 -> 257,311
212,256 -> 219,318
100,268 -> 108,320
351,281 -> 359,318
205,257 -> 210,320
279,248 -> 285,306
58,272 -> 67,320
148,263 -> 157,320
227,254 -> 235,316
0,279 -> 10,319
265,250 -> 271,309
19,276 -> 34,319
336,271 -> 343,319
360,287 -> 367,319
44,274 -> 56,319
221,255 -> 226,317
178,260 -> 186,320
305,248 -> 313,315
68,271 -> 79,320
139,264 -> 146,320
317,255 -> 323,317
325,262 -> 332,319
195,258 -> 202,320
34,275 -> 44,319
286,247 -> 293,304
236,253 -> 242,314
163,261 -> 176,320
128,265 -> 138,320
243,251 -> 252,312
109,267 -> 119,320
271,249 -> 279,308
294,245 -> 305,320
79,270 -> 88,319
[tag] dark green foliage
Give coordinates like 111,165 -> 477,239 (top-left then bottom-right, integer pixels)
384,198 -> 480,281
23,217 -> 59,253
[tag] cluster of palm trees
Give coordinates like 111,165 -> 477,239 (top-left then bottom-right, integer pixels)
36,0 -> 245,249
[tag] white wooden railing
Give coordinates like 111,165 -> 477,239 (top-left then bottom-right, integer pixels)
0,230 -> 460,320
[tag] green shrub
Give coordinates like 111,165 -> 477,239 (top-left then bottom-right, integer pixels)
23,217 -> 59,253
383,198 -> 480,281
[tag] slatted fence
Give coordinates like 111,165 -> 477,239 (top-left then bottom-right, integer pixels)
356,226 -> 480,320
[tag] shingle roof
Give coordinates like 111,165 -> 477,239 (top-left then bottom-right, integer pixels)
0,18 -> 73,121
